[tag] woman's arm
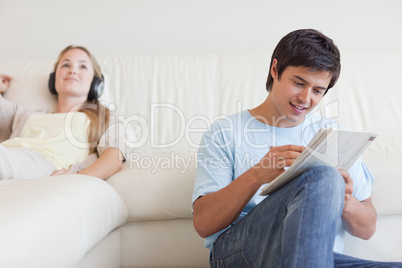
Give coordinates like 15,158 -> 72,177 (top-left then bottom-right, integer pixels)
0,75 -> 24,141
78,147 -> 123,179
52,110 -> 130,179
52,147 -> 123,180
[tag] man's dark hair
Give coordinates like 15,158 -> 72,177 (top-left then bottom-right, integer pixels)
266,29 -> 341,94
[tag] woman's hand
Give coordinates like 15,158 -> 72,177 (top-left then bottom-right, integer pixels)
51,168 -> 75,176
0,74 -> 12,93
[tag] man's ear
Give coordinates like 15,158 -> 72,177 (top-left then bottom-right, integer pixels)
271,59 -> 278,81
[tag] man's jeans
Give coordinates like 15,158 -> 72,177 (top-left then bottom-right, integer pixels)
209,165 -> 402,268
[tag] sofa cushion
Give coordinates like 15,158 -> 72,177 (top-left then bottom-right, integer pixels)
363,140 -> 402,216
0,175 -> 127,267
109,140 -> 402,222
107,151 -> 196,221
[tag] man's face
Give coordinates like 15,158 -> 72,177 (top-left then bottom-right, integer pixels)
269,59 -> 332,128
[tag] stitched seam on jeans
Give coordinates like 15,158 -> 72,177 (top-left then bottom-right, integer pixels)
295,183 -> 308,266
221,249 -> 254,268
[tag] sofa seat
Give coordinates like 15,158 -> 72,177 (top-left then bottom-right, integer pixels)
0,175 -> 128,267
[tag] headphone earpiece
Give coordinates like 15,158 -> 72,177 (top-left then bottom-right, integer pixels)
48,72 -> 104,100
88,75 -> 104,101
48,72 -> 57,95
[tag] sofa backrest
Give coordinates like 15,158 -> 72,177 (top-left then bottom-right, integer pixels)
2,52 -> 401,146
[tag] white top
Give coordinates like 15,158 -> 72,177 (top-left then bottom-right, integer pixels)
2,112 -> 91,169
0,94 -> 131,167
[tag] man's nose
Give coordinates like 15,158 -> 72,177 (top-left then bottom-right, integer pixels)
298,88 -> 311,103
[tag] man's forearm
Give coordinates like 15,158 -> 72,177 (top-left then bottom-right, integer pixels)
193,168 -> 262,238
342,197 -> 377,240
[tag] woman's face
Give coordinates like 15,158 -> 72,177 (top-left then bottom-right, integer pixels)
54,48 -> 95,100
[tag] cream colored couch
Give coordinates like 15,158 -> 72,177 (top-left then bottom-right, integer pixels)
0,51 -> 401,267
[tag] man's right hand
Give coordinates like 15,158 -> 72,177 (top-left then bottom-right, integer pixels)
252,144 -> 305,185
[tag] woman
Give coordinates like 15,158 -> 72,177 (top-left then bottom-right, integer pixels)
0,45 -> 129,180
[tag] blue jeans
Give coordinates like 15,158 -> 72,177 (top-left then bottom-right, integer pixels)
333,253 -> 402,267
209,165 -> 402,268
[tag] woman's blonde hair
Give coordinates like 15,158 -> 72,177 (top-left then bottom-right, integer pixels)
54,45 -> 110,155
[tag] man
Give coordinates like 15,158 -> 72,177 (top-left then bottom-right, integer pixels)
192,29 -> 401,267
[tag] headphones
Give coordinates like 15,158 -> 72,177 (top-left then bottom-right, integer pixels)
48,72 -> 105,101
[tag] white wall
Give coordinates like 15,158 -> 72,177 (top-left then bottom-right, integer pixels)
0,0 -> 401,61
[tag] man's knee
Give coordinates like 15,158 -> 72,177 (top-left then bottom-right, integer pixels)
303,165 -> 345,206
307,165 -> 345,188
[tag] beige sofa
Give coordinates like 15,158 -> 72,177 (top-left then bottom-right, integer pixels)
0,51 -> 401,267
